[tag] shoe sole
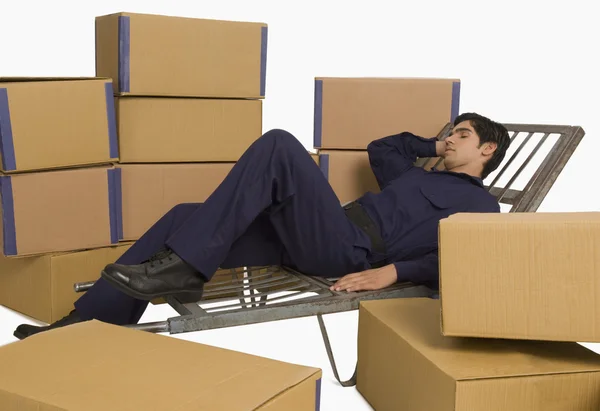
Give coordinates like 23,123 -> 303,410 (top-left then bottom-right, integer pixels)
100,270 -> 204,304
13,330 -> 26,340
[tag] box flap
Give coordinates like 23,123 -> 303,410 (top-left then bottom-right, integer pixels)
361,298 -> 600,381
0,77 -> 110,83
316,76 -> 460,82
112,11 -> 268,26
0,321 -> 320,410
445,211 -> 600,223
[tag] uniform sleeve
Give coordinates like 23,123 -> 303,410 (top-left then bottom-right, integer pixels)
468,196 -> 501,213
367,132 -> 438,189
392,198 -> 500,285
393,251 -> 439,287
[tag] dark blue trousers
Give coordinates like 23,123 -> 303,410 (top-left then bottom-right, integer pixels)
74,129 -> 372,325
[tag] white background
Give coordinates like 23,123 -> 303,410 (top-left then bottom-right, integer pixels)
1,0 -> 599,410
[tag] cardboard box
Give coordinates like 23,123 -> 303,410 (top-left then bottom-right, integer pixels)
0,166 -> 120,257
357,298 -> 600,411
0,244 -> 132,323
0,77 -> 118,173
319,150 -> 379,204
439,212 -> 600,342
313,77 -> 459,149
117,163 -> 235,240
310,152 -> 319,165
96,12 -> 268,98
116,97 -> 262,163
0,321 -> 322,410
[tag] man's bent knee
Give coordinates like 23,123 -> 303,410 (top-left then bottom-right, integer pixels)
260,129 -> 303,150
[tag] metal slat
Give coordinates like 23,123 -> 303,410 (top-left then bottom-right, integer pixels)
203,275 -> 306,298
512,127 -> 584,212
143,284 -> 434,334
485,187 -> 521,204
200,285 -> 325,314
497,133 -> 550,203
487,132 -> 533,190
165,296 -> 206,316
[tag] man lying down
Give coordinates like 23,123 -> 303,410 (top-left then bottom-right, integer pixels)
14,112 -> 510,339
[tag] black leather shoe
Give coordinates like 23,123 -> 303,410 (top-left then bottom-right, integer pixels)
100,248 -> 205,303
13,310 -> 85,340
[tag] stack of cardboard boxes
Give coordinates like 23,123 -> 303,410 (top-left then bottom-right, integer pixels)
0,12 -> 269,323
96,12 -> 266,242
356,213 -> 600,410
0,77 -> 133,324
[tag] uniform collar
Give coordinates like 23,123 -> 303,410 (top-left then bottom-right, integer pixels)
431,169 -> 485,188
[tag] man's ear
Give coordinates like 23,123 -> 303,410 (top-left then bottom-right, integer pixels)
481,142 -> 497,157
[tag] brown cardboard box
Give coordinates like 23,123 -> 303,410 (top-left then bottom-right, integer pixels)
0,166 -> 120,257
313,77 -> 459,149
0,320 -> 322,410
318,150 -> 379,204
357,298 -> 600,411
117,163 -> 235,240
96,12 -> 268,98
116,97 -> 262,163
0,77 -> 118,173
439,212 -> 600,342
0,244 -> 132,323
310,152 -> 319,165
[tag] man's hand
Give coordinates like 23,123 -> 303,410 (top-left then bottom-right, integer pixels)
330,264 -> 397,292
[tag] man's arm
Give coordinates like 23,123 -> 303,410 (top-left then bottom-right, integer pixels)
329,251 -> 440,292
367,132 -> 446,189
469,196 -> 501,213
331,203 -> 500,293
393,251 -> 439,286
392,201 -> 501,285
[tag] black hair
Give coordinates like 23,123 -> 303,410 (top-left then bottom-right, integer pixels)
453,112 -> 511,179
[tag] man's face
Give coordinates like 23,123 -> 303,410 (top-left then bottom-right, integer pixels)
443,120 -> 495,174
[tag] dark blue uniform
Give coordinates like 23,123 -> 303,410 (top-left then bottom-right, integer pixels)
359,132 -> 500,285
74,129 -> 499,325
